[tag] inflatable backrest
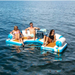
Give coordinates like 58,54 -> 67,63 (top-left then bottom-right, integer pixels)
40,29 -> 46,32
22,30 -> 30,37
55,33 -> 66,47
56,37 -> 66,47
55,34 -> 61,40
22,29 -> 46,37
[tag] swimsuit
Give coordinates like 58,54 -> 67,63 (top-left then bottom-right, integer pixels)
49,35 -> 54,40
13,31 -> 20,39
14,31 -> 19,34
30,34 -> 34,37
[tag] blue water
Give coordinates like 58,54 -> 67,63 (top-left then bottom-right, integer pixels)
0,1 -> 75,75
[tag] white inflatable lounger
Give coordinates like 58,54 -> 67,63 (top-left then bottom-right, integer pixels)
6,29 -> 67,53
6,29 -> 45,46
41,34 -> 67,53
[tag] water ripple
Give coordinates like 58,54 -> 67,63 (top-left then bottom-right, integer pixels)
0,1 -> 75,75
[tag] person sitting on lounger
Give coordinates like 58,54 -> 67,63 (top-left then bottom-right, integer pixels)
25,22 -> 40,40
10,26 -> 24,46
43,29 -> 56,46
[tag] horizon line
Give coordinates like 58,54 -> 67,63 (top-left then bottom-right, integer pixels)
0,0 -> 74,1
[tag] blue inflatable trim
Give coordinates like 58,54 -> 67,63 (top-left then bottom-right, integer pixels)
6,39 -> 43,46
6,40 -> 22,46
41,43 -> 67,53
8,34 -> 13,39
56,41 -> 62,47
59,36 -> 63,39
58,43 -> 67,53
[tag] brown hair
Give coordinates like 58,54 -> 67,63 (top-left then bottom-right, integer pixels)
29,22 -> 33,25
14,26 -> 18,30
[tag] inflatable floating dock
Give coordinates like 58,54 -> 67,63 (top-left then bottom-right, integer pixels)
6,29 -> 67,53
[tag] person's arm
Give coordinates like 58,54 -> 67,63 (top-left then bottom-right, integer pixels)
19,30 -> 24,38
34,27 -> 40,30
10,30 -> 14,34
25,27 -> 30,34
53,35 -> 56,42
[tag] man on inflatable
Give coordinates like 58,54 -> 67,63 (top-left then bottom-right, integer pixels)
25,22 -> 40,40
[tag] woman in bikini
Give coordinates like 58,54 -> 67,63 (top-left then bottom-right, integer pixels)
43,29 -> 56,46
10,26 -> 24,46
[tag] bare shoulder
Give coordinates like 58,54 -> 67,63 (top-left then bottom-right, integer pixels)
34,27 -> 37,28
27,27 -> 30,29
18,29 -> 20,32
54,35 -> 56,37
34,27 -> 40,30
34,27 -> 38,29
27,27 -> 30,28
12,30 -> 15,32
10,30 -> 14,34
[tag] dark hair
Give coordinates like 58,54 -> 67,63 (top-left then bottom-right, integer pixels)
49,29 -> 54,37
29,22 -> 33,25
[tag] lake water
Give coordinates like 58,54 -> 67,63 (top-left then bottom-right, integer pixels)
0,1 -> 75,75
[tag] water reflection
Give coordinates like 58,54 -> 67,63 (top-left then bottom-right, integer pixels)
54,53 -> 62,61
6,43 -> 63,61
14,46 -> 21,53
6,43 -> 37,53
41,50 -> 62,61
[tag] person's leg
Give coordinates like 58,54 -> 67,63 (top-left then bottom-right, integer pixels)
45,36 -> 49,46
48,37 -> 52,43
19,38 -> 24,46
27,33 -> 34,39
44,37 -> 52,46
27,36 -> 32,39
43,35 -> 47,45
33,31 -> 36,40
